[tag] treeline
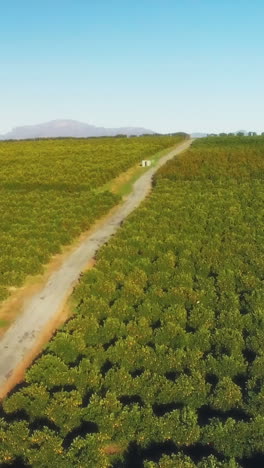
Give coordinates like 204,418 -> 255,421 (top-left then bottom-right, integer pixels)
207,132 -> 261,137
1,132 -> 189,142
0,136 -> 263,466
0,135 -> 182,303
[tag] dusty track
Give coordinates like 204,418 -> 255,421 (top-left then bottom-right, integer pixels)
0,139 -> 192,397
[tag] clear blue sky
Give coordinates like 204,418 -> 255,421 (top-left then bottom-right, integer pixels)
1,0 -> 264,134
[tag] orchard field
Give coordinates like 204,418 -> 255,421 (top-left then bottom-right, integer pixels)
0,135 -> 181,303
0,136 -> 263,467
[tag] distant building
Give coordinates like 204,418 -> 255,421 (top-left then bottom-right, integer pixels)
141,160 -> 151,167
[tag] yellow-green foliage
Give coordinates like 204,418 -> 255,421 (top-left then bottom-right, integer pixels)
0,135 -> 181,300
1,136 -> 263,466
157,136 -> 264,181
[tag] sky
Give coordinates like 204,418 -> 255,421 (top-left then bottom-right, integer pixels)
1,0 -> 264,134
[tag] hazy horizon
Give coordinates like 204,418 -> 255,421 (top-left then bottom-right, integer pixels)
1,1 -> 264,135
0,118 -> 259,138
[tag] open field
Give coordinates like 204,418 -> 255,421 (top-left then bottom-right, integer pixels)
0,136 -> 263,466
0,135 -> 183,314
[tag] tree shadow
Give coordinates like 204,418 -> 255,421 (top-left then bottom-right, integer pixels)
241,454 -> 264,468
29,416 -> 59,433
152,402 -> 183,417
198,405 -> 250,426
0,457 -> 28,468
63,420 -> 99,449
119,395 -> 143,406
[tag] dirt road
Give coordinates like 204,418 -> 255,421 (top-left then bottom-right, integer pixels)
0,139 -> 192,395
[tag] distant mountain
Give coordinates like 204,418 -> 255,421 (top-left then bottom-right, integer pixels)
0,119 -> 155,140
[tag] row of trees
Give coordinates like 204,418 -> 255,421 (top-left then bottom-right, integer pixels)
207,132 -> 261,137
0,135 -> 183,187
0,135 -> 183,302
0,136 -> 263,466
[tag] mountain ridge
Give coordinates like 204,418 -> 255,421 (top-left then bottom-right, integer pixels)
0,119 -> 155,140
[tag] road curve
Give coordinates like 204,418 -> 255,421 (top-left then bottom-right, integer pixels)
0,139 -> 192,391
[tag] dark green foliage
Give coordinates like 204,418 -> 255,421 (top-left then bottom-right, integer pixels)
0,136 -> 263,466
